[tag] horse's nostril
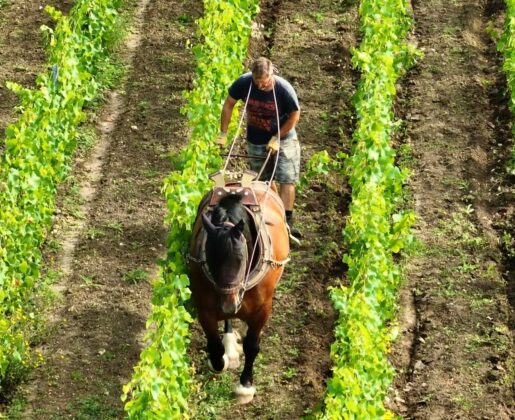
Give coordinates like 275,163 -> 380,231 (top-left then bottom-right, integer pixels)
221,303 -> 235,315
221,296 -> 238,315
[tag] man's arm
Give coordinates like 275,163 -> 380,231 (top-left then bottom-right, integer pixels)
277,110 -> 300,139
220,96 -> 238,134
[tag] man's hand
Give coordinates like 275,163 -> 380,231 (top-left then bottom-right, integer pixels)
266,136 -> 279,154
215,132 -> 227,147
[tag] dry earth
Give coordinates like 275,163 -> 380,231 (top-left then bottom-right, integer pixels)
390,0 -> 514,418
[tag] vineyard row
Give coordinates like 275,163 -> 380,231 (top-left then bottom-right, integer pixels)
322,0 -> 418,417
498,0 -> 515,173
0,0 -> 120,389
121,1 -> 260,417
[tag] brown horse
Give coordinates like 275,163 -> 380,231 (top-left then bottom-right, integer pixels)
188,180 -> 289,404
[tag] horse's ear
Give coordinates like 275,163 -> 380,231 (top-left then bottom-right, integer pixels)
202,213 -> 217,236
231,219 -> 245,237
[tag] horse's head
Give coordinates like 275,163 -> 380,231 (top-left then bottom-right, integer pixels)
201,196 -> 250,315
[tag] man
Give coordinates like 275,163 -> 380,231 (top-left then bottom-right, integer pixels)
216,57 -> 302,241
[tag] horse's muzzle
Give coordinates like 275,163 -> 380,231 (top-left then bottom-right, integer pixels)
220,292 -> 240,315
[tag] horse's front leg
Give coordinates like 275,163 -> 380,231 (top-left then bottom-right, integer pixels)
223,320 -> 242,369
237,329 -> 260,400
199,314 -> 227,372
207,334 -> 227,372
236,315 -> 268,404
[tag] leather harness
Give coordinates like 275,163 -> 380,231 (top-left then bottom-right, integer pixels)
188,181 -> 290,294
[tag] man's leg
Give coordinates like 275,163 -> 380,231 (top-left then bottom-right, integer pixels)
279,183 -> 301,240
276,138 -> 301,241
279,183 -> 295,212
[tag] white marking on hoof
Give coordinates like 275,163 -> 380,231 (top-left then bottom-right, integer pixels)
233,330 -> 243,354
207,354 -> 229,373
222,332 -> 240,369
235,383 -> 256,404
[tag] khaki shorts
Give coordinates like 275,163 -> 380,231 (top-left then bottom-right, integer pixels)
247,137 -> 301,184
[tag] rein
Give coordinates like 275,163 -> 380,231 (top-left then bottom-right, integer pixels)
188,206 -> 290,299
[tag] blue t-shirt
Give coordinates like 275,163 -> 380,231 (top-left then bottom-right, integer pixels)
228,72 -> 300,145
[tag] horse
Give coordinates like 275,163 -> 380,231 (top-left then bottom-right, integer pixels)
188,179 -> 290,404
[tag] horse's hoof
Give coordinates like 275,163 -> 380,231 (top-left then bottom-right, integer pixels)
234,383 -> 256,404
225,353 -> 240,369
228,357 -> 240,369
233,330 -> 243,354
222,333 -> 241,369
208,354 -> 229,373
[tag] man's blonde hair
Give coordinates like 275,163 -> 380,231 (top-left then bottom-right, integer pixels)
251,57 -> 278,77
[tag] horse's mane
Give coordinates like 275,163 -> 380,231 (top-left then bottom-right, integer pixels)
211,194 -> 248,226
205,194 -> 252,270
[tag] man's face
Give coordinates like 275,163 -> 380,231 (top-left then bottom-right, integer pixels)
253,73 -> 274,91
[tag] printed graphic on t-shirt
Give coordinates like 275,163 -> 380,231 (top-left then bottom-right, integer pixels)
247,98 -> 276,133
228,73 -> 299,144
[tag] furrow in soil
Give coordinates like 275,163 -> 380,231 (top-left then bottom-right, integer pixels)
390,0 -> 514,418
15,0 -> 200,417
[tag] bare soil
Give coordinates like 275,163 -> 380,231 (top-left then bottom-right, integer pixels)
389,0 -> 515,418
0,0 -> 513,418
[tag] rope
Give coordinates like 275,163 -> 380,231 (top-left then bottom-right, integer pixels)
243,78 -> 283,293
223,84 -> 253,172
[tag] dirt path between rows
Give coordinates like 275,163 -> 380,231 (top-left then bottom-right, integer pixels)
390,0 -> 514,418
8,0 -> 200,417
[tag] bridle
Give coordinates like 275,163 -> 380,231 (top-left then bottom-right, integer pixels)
203,220 -> 249,311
